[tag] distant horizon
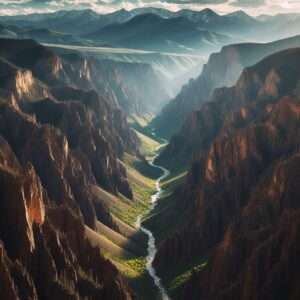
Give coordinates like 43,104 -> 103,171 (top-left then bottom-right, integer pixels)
1,0 -> 300,17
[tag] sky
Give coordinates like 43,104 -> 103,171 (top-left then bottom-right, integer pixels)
1,0 -> 300,16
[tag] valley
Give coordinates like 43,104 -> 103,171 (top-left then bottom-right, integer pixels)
136,156 -> 170,300
83,128 -> 181,300
43,42 -> 205,99
1,5 -> 300,300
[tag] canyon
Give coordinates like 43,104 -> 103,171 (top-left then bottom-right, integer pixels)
1,6 -> 300,300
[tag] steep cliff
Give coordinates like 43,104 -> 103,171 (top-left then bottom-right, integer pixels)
0,142 -> 133,300
154,48 -> 300,299
1,39 -> 142,227
182,148 -> 300,300
152,34 -> 300,141
0,39 -> 137,299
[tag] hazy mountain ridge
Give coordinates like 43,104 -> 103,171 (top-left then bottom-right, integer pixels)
155,34 -> 300,169
0,22 -> 89,45
61,52 -> 171,115
46,43 -> 205,100
84,13 -> 234,54
0,9 -> 133,36
0,8 -> 254,35
2,8 -> 300,46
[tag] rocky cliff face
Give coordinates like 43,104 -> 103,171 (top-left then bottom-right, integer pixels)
0,39 -> 138,176
0,58 -> 49,101
0,38 -> 140,225
0,39 -> 136,299
182,149 -> 300,300
0,136 -> 133,300
152,34 -> 300,141
154,48 -> 300,300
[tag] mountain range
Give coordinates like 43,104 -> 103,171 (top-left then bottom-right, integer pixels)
84,13 -> 234,54
2,8 -> 300,46
0,8 -> 255,36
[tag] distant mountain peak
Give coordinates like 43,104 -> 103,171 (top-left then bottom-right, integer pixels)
201,8 -> 219,16
226,9 -> 253,19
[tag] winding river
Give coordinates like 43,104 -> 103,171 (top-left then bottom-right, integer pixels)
135,155 -> 170,300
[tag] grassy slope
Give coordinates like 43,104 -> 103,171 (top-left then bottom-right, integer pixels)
128,114 -> 166,144
166,259 -> 208,299
85,127 -> 163,300
135,130 -> 160,159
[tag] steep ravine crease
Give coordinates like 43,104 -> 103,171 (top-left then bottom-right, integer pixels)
136,154 -> 170,300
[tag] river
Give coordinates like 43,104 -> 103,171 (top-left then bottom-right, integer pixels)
135,155 -> 170,300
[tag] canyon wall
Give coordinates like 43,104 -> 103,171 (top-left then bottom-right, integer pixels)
154,48 -> 300,300
0,38 -> 138,299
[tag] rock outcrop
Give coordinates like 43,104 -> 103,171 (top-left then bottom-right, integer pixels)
0,137 -> 133,300
0,57 -> 49,101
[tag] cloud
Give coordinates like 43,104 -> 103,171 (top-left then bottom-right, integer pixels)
232,0 -> 265,7
161,0 -> 227,3
0,0 -> 300,15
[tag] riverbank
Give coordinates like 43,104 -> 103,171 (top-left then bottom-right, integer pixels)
136,155 -> 171,300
